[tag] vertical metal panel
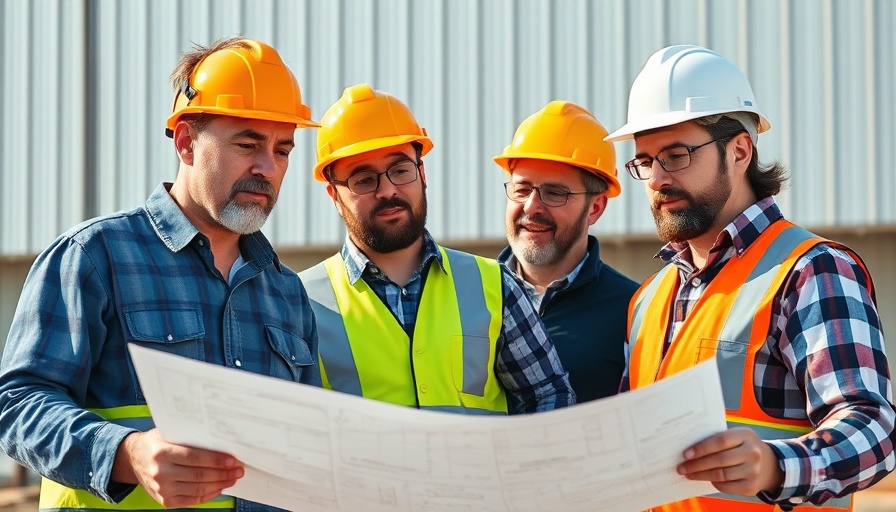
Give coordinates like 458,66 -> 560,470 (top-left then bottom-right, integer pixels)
2,0 -> 87,256
480,0 -> 517,241
2,0 -> 31,254
1,0 -> 895,257
873,0 -> 896,223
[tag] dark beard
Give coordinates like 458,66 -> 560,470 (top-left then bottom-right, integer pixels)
651,165 -> 730,243
344,195 -> 428,254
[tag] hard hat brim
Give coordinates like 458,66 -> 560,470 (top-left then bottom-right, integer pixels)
166,108 -> 320,132
493,152 -> 621,198
605,109 -> 770,142
313,134 -> 434,182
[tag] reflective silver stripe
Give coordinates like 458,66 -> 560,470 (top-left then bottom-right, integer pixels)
716,226 -> 817,411
703,491 -> 851,509
443,248 -> 491,396
628,265 -> 676,344
421,405 -> 506,415
299,261 -> 363,396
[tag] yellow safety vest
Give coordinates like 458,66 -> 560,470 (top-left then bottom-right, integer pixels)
39,405 -> 234,511
628,221 -> 868,511
301,246 -> 507,414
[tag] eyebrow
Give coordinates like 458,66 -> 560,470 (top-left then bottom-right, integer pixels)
634,141 -> 690,159
348,152 -> 415,175
232,129 -> 295,149
511,178 -> 570,189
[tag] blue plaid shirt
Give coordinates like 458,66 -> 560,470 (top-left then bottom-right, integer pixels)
628,197 -> 894,506
340,230 -> 575,413
0,183 -> 320,510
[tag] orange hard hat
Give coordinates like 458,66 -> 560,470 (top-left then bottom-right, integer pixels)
165,39 -> 318,136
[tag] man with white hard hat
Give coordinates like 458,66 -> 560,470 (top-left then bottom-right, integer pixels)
607,44 -> 894,510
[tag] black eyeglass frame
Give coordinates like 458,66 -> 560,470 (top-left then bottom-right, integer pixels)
503,182 -> 596,207
329,160 -> 422,195
624,135 -> 736,180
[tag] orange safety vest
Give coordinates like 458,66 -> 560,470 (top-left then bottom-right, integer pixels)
628,220 -> 870,512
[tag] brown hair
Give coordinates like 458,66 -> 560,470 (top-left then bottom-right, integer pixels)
698,115 -> 789,199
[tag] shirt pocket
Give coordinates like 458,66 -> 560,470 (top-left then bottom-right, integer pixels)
696,338 -> 749,412
123,306 -> 206,401
265,325 -> 314,383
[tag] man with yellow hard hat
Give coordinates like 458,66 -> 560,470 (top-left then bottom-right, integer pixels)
300,84 -> 575,414
494,101 -> 639,403
610,44 -> 894,510
0,37 -> 320,511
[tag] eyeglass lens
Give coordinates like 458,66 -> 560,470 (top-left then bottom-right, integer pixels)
505,183 -> 572,207
346,161 -> 419,194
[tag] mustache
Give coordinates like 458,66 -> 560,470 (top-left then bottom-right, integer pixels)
370,197 -> 412,217
515,213 -> 556,231
653,187 -> 691,206
230,177 -> 275,199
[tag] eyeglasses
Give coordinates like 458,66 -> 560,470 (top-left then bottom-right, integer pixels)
330,160 -> 421,195
504,182 -> 594,207
625,136 -> 732,180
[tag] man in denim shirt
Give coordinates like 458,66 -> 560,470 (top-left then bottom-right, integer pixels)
0,37 -> 320,511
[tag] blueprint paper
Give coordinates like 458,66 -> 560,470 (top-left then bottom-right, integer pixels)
128,344 -> 727,511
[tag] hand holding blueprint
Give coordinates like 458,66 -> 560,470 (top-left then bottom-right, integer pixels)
129,344 -> 727,511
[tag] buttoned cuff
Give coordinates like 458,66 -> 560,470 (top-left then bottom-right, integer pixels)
88,421 -> 138,502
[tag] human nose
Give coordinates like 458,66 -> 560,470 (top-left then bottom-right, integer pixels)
251,149 -> 278,177
646,160 -> 673,191
372,171 -> 398,197
522,186 -> 548,212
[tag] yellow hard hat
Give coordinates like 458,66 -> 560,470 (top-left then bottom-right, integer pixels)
313,84 -> 433,182
165,39 -> 318,136
494,101 -> 620,197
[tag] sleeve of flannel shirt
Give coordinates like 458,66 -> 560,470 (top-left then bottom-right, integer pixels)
761,244 -> 895,506
494,267 -> 576,414
0,235 -> 136,502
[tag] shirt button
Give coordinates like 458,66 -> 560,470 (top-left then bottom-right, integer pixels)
198,240 -> 204,246
234,359 -> 242,368
370,266 -> 380,275
167,334 -> 173,341
290,355 -> 296,361
692,277 -> 702,286
419,384 -> 428,393
401,288 -> 408,296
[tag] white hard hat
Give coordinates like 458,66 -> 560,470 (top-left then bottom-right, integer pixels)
605,45 -> 770,142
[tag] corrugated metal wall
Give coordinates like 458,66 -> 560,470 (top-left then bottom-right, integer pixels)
1,0 -> 895,258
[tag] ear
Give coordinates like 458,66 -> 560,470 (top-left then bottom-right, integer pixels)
729,131 -> 753,175
173,121 -> 195,165
587,193 -> 608,226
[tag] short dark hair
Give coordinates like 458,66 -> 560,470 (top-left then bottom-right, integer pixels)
581,170 -> 609,195
698,116 -> 789,199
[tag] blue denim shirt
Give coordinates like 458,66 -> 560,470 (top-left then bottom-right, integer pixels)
0,183 -> 320,511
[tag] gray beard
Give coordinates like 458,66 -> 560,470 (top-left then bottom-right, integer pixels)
216,201 -> 270,234
510,237 -> 562,267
